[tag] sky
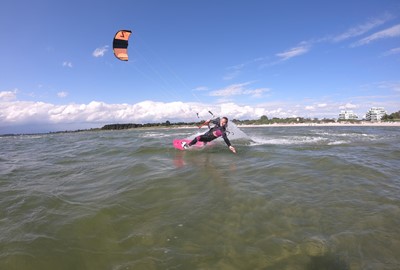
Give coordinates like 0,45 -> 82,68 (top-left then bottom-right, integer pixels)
1,0 -> 400,134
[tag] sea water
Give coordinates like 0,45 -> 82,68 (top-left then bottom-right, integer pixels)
1,126 -> 399,269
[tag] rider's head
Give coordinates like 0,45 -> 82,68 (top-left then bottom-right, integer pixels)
220,117 -> 228,127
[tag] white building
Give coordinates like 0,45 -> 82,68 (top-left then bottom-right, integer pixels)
339,110 -> 358,120
365,107 -> 387,121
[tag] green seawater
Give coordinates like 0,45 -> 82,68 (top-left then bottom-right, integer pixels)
1,126 -> 399,269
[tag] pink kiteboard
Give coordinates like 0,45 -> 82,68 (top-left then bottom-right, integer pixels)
173,139 -> 209,151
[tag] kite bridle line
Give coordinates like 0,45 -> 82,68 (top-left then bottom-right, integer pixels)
196,110 -> 214,129
117,32 -> 225,127
195,111 -> 234,136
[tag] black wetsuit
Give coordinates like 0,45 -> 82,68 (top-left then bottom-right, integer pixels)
188,118 -> 232,147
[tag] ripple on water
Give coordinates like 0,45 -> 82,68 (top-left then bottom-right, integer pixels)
1,127 -> 400,269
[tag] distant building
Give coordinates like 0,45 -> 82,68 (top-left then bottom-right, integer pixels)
365,107 -> 387,121
339,110 -> 358,120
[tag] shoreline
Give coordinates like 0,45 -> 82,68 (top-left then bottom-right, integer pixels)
237,122 -> 400,128
1,121 -> 399,136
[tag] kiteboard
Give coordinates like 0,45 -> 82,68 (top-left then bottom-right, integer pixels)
173,139 -> 208,151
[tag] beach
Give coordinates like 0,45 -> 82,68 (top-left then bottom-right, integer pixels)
238,121 -> 400,128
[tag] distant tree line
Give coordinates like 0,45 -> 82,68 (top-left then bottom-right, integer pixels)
382,110 -> 400,121
101,121 -> 199,130
232,115 -> 337,125
99,111 -> 400,131
100,116 -> 339,131
4,112 -> 398,136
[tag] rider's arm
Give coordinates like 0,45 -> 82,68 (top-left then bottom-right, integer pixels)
222,132 -> 236,153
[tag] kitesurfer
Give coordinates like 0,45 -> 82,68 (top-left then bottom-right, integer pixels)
182,117 -> 236,153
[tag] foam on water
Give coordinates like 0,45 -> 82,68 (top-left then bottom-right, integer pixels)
246,127 -> 385,146
139,131 -> 172,138
249,135 -> 327,145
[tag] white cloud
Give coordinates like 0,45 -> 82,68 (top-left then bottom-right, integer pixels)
209,82 -> 269,98
383,47 -> 400,56
0,101 -> 54,124
339,103 -> 358,110
0,100 -> 270,127
376,81 -> 400,92
276,44 -> 310,61
93,46 -> 109,57
57,91 -> 68,98
62,61 -> 73,68
1,96 -> 399,133
223,57 -> 268,80
223,70 -> 241,81
0,89 -> 18,101
351,24 -> 400,47
234,14 -> 393,71
192,86 -> 209,91
223,64 -> 243,80
362,81 -> 400,92
332,15 -> 390,42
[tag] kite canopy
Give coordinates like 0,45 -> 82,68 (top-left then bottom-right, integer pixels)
113,30 -> 132,61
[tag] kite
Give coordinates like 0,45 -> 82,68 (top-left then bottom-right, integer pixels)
113,30 -> 132,61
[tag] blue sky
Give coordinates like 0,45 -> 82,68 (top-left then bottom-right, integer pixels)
1,0 -> 400,133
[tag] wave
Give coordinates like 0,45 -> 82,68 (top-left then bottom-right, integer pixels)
249,135 -> 327,146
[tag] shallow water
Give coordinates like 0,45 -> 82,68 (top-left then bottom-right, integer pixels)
1,126 -> 399,269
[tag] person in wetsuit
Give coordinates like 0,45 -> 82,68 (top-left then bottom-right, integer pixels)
182,117 -> 236,153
